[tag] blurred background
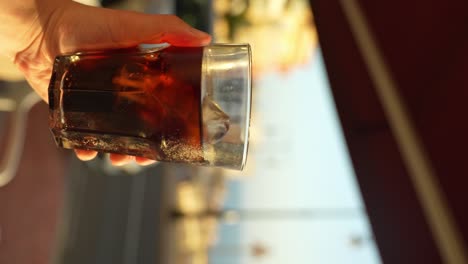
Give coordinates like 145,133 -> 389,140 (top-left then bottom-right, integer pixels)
0,0 -> 382,263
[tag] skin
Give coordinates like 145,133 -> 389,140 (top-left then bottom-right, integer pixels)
0,0 -> 211,166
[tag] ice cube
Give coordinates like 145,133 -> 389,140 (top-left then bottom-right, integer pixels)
202,97 -> 230,144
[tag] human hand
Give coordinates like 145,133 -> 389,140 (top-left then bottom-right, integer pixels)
5,0 -> 211,166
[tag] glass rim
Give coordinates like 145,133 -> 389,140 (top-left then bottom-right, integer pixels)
201,43 -> 252,170
235,44 -> 252,170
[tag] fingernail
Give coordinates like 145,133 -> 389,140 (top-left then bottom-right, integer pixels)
75,149 -> 98,161
110,154 -> 134,166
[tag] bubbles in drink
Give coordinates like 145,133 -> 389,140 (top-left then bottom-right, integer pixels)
49,45 -> 235,165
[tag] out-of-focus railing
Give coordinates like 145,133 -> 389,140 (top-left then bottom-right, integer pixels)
0,82 -> 41,187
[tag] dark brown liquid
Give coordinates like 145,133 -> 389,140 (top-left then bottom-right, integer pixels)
49,46 -> 206,163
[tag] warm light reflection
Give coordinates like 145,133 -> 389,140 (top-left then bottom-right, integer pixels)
214,0 -> 317,74
174,176 -> 224,264
177,182 -> 204,214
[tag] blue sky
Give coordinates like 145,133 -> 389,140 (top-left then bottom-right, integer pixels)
212,50 -> 382,264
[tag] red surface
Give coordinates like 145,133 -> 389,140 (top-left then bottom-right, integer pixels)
358,0 -> 468,241
311,0 -> 468,263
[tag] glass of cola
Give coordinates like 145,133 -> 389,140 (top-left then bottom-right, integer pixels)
48,44 -> 251,170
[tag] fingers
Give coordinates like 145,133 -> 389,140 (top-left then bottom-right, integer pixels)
135,14 -> 212,46
75,149 -> 156,167
67,3 -> 211,51
109,13 -> 212,47
135,156 -> 157,166
109,153 -> 135,166
109,154 -> 157,166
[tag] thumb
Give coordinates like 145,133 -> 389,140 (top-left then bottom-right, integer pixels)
59,2 -> 211,53
101,11 -> 212,46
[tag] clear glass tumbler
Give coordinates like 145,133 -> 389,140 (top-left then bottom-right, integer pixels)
48,44 -> 251,170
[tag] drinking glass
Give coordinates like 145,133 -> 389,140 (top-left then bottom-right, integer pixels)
48,44 -> 251,170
